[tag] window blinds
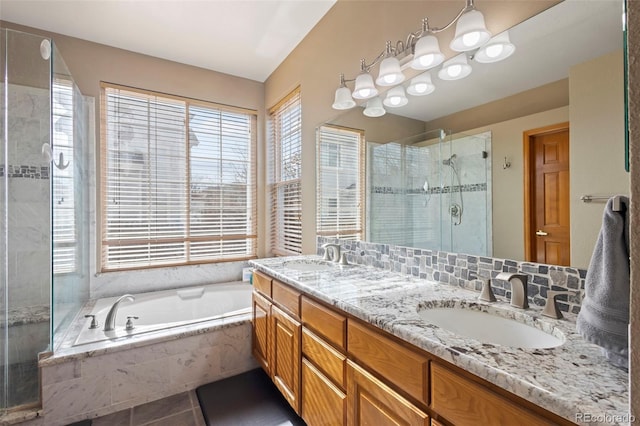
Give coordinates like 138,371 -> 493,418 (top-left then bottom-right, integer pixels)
100,83 -> 257,271
269,88 -> 303,255
316,125 -> 365,240
52,78 -> 77,274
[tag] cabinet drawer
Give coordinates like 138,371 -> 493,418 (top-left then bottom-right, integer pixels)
253,271 -> 272,298
301,296 -> 347,351
347,319 -> 428,405
302,358 -> 347,426
431,363 -> 555,426
273,280 -> 301,318
302,327 -> 347,390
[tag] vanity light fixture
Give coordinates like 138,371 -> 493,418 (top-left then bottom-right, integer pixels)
474,31 -> 516,63
376,42 -> 406,86
332,74 -> 357,110
438,54 -> 473,81
407,72 -> 435,96
363,97 -> 386,117
383,86 -> 409,108
331,0 -> 515,116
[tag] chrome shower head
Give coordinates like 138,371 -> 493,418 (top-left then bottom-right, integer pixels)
442,154 -> 456,166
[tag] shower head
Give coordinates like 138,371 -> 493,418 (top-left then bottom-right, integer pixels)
442,154 -> 456,166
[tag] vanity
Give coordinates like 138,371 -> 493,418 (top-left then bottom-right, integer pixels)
249,256 -> 629,426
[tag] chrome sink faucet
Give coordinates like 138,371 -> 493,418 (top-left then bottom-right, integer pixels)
495,272 -> 529,309
104,294 -> 135,331
321,243 -> 341,262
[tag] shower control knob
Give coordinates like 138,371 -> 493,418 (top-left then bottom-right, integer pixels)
84,315 -> 99,329
126,316 -> 139,331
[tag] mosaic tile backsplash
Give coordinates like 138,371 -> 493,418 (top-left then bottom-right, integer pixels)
317,237 -> 586,314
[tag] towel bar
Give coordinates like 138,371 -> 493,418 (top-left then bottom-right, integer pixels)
580,195 -> 626,211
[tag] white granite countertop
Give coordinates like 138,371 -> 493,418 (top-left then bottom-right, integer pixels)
249,256 -> 630,426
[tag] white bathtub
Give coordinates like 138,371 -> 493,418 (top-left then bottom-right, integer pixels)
74,282 -> 252,346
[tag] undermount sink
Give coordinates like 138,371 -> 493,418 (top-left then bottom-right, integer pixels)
417,303 -> 564,349
283,260 -> 335,272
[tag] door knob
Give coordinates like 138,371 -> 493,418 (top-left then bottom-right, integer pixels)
536,230 -> 548,236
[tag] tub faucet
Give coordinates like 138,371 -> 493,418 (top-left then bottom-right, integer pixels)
495,272 -> 529,309
321,243 -> 341,262
104,294 -> 135,331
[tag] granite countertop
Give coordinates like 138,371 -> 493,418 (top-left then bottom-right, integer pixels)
249,255 -> 630,426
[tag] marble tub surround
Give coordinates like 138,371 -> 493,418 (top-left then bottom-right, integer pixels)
250,256 -> 629,425
37,311 -> 256,426
318,236 -> 586,314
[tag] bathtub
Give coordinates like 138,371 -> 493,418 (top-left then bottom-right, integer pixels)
73,282 -> 252,346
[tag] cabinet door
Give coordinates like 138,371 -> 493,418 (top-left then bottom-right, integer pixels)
347,361 -> 430,426
302,358 -> 347,426
252,291 -> 272,375
272,305 -> 301,414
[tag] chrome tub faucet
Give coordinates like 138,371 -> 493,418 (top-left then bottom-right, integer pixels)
104,294 -> 135,331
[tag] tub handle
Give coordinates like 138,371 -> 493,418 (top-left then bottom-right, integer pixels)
84,315 -> 99,329
126,316 -> 139,331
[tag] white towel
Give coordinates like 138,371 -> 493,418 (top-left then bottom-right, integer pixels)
576,196 -> 630,369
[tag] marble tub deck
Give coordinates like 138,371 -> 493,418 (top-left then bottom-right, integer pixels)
250,256 -> 630,426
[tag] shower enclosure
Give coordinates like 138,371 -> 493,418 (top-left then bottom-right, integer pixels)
367,129 -> 492,256
1,28 -> 90,411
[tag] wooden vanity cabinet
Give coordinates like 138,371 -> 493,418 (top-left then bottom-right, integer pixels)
251,272 -> 302,414
252,271 -> 575,426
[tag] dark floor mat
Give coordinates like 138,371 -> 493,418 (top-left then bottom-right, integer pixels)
196,369 -> 306,426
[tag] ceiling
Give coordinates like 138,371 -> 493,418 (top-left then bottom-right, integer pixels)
392,0 -> 623,122
0,0 -> 336,82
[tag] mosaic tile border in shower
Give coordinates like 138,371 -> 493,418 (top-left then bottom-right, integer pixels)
0,164 -> 50,179
371,183 -> 487,195
317,237 -> 586,315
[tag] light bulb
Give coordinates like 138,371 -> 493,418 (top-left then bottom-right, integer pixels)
448,65 -> 462,78
358,88 -> 372,98
414,83 -> 428,94
418,54 -> 435,68
383,74 -> 397,84
462,31 -> 480,48
485,44 -> 504,58
389,96 -> 401,106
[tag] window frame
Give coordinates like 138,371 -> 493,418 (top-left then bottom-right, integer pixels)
316,124 -> 365,241
99,82 -> 258,272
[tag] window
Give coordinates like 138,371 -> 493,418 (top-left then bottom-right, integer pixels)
52,78 -> 77,274
269,88 -> 302,255
100,83 -> 257,271
316,125 -> 365,240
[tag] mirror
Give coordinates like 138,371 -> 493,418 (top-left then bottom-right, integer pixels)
320,0 -> 628,269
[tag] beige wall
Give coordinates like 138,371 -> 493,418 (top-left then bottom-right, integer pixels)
627,0 -> 639,417
569,49 -> 628,268
265,0 -> 559,255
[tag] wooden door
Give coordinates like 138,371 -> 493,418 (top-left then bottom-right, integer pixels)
272,305 -> 301,414
524,123 -> 570,266
347,361 -> 430,426
252,291 -> 272,375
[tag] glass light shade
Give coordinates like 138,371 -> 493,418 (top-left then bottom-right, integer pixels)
363,97 -> 386,117
376,56 -> 405,86
411,35 -> 444,70
332,86 -> 356,110
474,31 -> 516,63
450,9 -> 491,52
407,72 -> 435,96
352,72 -> 378,99
438,54 -> 472,80
383,86 -> 408,108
